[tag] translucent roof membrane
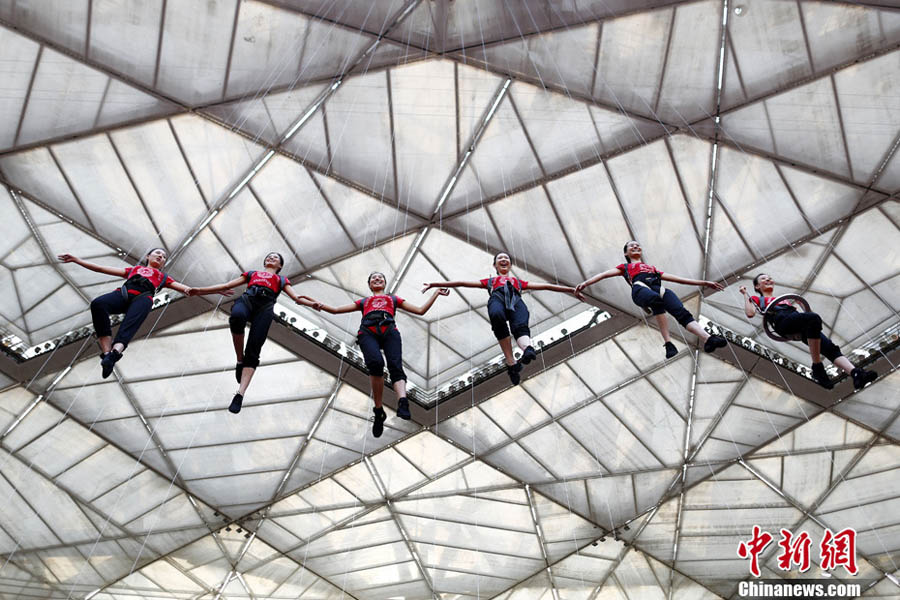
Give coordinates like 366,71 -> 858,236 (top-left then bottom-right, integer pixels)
0,1 -> 898,598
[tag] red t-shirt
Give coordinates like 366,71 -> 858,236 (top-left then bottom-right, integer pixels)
751,295 -> 792,312
616,262 -> 663,281
243,270 -> 289,294
124,266 -> 173,289
480,276 -> 528,291
356,295 -> 404,317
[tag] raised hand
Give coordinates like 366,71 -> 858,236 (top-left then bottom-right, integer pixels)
573,287 -> 585,301
422,282 -> 435,293
705,280 -> 725,292
437,288 -> 449,296
58,253 -> 78,263
739,285 -> 748,296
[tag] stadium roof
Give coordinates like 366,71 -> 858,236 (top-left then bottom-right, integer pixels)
0,1 -> 898,598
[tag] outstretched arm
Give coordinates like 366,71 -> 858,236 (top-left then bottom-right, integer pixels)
282,284 -> 318,308
660,272 -> 724,291
166,281 -> 193,296
308,299 -> 358,314
400,288 -> 450,315
58,254 -> 127,278
188,276 -> 247,296
576,268 -> 622,294
422,280 -> 483,292
739,286 -> 757,319
527,282 -> 584,300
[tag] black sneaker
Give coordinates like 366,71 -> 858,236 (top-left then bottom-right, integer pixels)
396,397 -> 411,420
372,406 -> 387,438
229,393 -> 244,414
101,350 -> 122,379
235,362 -> 243,384
851,367 -> 877,390
520,346 -> 537,365
664,342 -> 678,359
810,362 -> 833,390
703,334 -> 727,353
507,362 -> 523,386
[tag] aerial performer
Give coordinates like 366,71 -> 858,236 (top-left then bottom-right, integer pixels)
740,274 -> 877,390
187,252 -> 317,414
307,272 -> 449,438
422,251 -> 583,386
59,248 -> 226,378
575,241 -> 728,359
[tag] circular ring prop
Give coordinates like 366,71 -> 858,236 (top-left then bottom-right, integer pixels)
762,293 -> 811,342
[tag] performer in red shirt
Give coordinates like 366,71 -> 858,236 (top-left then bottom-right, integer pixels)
740,274 -> 876,390
189,252 -> 317,413
308,272 -> 449,438
423,252 -> 582,386
576,241 -> 727,360
59,248 -> 223,378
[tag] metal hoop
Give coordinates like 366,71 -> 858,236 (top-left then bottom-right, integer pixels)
762,293 -> 811,342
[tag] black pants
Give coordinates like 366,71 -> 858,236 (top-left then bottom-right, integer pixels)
358,327 -> 406,383
90,289 -> 153,349
771,311 -> 842,361
487,296 -> 531,340
631,285 -> 695,328
229,294 -> 275,369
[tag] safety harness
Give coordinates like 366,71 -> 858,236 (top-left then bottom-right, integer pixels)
244,270 -> 287,301
622,264 -> 665,316
360,295 -> 400,336
120,268 -> 170,303
486,276 -> 524,311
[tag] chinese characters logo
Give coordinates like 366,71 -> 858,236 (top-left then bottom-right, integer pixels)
737,526 -> 857,577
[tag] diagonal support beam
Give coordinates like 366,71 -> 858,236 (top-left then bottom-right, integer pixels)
386,75 -> 512,294
167,0 -> 426,270
364,456 -> 437,599
7,189 -> 92,304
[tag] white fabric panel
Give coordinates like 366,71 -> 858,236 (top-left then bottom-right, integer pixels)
226,1 -> 310,98
779,167 -> 860,230
324,70 -> 395,199
468,23 -> 599,99
250,157 -> 354,269
109,121 -> 210,249
169,114 -> 264,205
89,0 -> 162,84
447,97 -> 542,214
656,1 -> 720,123
594,8 -> 672,119
156,0 -> 237,103
208,187 -> 293,273
391,59 -> 457,215
802,1 -> 900,74
0,27 -> 40,150
488,186 -> 582,284
0,0 -> 87,55
724,0 -> 810,104
312,172 -> 424,249
834,53 -> 900,184
51,135 -> 160,254
17,49 -> 107,147
94,78 -> 175,128
295,18 -> 373,82
0,148 -> 89,226
610,140 -> 703,280
456,65 -> 506,157
512,82 -> 601,175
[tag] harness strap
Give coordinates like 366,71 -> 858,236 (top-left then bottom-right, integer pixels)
633,279 -> 666,298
